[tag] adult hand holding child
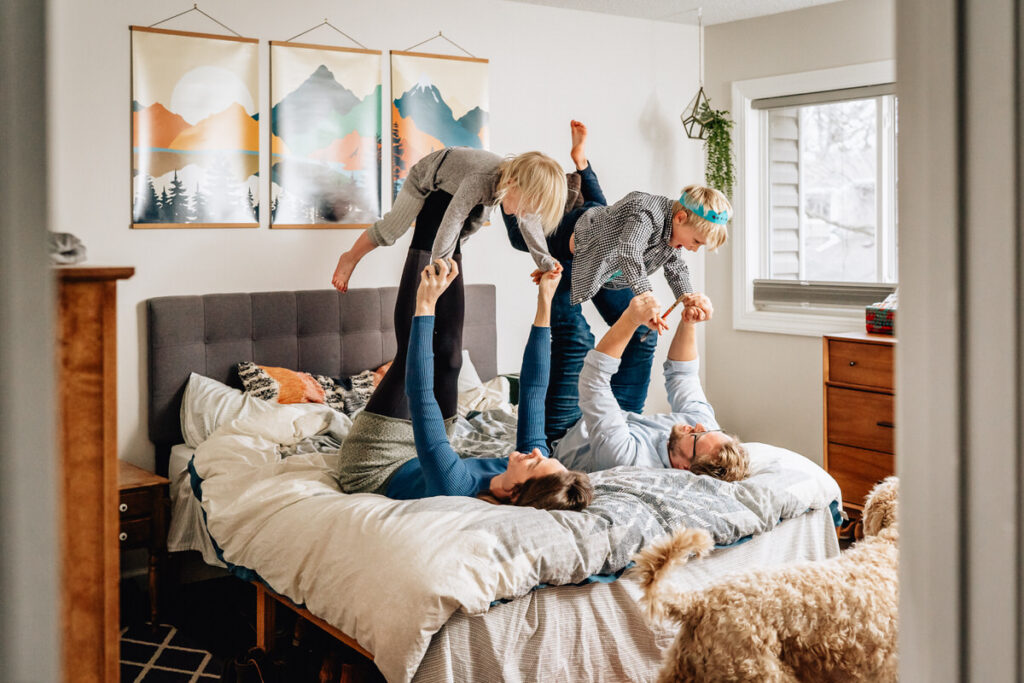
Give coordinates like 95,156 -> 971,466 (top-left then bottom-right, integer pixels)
634,292 -> 670,335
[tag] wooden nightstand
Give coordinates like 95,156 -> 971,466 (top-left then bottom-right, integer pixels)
118,460 -> 170,624
823,331 -> 897,521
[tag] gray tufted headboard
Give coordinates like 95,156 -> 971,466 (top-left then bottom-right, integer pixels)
147,285 -> 497,475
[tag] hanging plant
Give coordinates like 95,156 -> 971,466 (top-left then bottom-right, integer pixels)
699,102 -> 735,201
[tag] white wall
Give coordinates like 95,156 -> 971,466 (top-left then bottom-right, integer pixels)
703,0 -> 895,465
47,0 -> 704,470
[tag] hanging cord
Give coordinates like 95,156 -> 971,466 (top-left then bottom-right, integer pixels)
698,7 -> 704,87
148,3 -> 242,37
403,31 -> 478,59
284,19 -> 368,48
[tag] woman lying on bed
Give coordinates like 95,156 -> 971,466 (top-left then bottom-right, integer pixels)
337,259 -> 593,511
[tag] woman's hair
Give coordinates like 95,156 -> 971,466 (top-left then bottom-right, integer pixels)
495,152 -> 568,235
510,469 -> 593,512
690,435 -> 749,482
672,184 -> 732,250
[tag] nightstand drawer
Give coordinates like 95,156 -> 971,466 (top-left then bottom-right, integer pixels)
827,339 -> 894,390
828,443 -> 894,508
826,386 -> 894,453
119,489 -> 154,519
119,517 -> 152,547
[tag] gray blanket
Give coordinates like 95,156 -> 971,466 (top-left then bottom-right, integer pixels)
424,410 -> 836,583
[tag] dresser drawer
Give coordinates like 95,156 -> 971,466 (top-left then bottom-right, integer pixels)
827,443 -> 895,508
827,339 -> 894,390
119,517 -> 152,548
119,489 -> 154,519
826,386 -> 895,453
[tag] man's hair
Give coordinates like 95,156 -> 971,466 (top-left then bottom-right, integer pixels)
495,152 -> 568,235
511,470 -> 593,511
671,184 -> 732,250
690,435 -> 750,482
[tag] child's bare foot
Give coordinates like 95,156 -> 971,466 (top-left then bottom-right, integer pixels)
570,120 -> 588,170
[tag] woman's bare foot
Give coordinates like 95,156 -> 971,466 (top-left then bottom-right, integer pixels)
570,120 -> 588,171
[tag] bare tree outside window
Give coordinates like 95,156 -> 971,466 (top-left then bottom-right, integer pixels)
767,95 -> 897,284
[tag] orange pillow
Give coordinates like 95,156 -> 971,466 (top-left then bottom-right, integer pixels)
260,365 -> 326,404
236,361 -> 325,405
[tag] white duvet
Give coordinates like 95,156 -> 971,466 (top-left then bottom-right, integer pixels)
192,403 -> 549,682
192,398 -> 840,683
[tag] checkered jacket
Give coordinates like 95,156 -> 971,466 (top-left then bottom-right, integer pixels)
570,191 -> 692,305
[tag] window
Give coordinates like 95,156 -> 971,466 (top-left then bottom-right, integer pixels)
731,62 -> 898,335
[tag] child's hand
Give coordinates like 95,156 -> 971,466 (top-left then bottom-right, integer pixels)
332,252 -> 357,292
626,292 -> 664,330
681,293 -> 713,322
536,267 -> 562,303
415,258 -> 459,315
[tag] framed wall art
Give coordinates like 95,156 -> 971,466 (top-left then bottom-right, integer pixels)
389,50 -> 489,199
269,42 -> 382,228
130,26 -> 259,228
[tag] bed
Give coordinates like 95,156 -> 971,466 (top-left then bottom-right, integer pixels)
147,285 -> 842,683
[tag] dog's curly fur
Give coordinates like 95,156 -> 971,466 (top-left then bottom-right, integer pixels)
629,477 -> 899,683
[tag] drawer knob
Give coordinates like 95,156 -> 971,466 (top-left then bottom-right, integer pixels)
119,503 -> 128,512
877,421 -> 895,429
118,532 -> 128,542
849,361 -> 857,366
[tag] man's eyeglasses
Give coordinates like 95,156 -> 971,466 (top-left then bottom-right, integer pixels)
690,428 -> 723,456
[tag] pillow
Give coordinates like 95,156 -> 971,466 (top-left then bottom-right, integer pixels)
179,372 -> 354,448
458,349 -> 484,393
458,376 -> 513,417
179,372 -> 279,448
319,370 -> 377,416
237,362 -> 325,405
237,361 -> 380,416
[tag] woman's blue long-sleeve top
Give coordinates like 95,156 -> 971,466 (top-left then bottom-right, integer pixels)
385,316 -> 551,499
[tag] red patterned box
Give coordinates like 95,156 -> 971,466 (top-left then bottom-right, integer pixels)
865,292 -> 897,336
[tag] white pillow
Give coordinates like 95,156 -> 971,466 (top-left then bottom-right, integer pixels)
743,442 -> 842,511
180,373 -> 249,448
458,349 -> 484,393
179,372 -> 352,448
457,376 -> 513,417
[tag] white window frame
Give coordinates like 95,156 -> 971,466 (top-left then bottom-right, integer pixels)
731,60 -> 897,336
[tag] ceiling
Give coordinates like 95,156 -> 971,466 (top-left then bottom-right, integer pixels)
504,0 -> 846,26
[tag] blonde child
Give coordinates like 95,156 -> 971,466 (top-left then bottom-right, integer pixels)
334,147 -> 566,425
331,148 -> 566,292
567,184 -> 731,321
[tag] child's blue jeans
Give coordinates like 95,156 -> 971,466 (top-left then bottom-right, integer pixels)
502,164 -> 656,443
545,258 -> 656,444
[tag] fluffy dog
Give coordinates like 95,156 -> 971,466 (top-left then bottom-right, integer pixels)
630,477 -> 899,682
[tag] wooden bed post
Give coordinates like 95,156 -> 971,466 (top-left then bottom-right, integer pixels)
255,582 -> 276,652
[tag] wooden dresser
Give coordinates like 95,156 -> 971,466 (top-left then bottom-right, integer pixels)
822,331 -> 896,516
57,266 -> 134,683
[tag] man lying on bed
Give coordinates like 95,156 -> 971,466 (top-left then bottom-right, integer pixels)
336,258 -> 593,511
550,293 -> 749,482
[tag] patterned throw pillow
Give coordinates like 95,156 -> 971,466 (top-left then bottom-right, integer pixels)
236,362 -> 326,405
236,361 -> 380,416
316,370 -> 377,415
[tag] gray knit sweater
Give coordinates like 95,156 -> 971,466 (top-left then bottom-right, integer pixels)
369,148 -> 559,272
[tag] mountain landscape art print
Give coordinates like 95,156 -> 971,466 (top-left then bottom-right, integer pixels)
269,43 -> 382,228
390,51 -> 489,199
131,27 -> 260,227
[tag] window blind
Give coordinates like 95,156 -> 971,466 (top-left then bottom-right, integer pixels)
753,279 -> 896,309
752,83 -> 896,110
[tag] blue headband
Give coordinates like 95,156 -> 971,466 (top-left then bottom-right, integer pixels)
680,194 -> 730,225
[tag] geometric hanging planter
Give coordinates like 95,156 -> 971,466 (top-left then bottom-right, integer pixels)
680,86 -> 713,140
